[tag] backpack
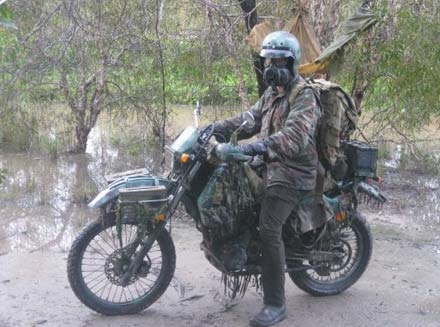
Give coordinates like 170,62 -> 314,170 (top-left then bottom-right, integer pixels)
288,78 -> 360,171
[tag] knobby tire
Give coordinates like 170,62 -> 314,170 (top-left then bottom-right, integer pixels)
67,215 -> 176,315
288,212 -> 372,296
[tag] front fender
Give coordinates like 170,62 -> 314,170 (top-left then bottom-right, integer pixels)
89,187 -> 120,208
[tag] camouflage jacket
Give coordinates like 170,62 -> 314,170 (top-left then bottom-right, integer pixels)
215,76 -> 321,190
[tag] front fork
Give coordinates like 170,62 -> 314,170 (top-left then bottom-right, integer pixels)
119,222 -> 166,286
119,160 -> 202,286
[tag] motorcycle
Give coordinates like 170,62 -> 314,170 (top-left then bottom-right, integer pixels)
67,107 -> 386,315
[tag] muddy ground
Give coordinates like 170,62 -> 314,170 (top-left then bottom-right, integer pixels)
1,214 -> 440,327
1,165 -> 440,327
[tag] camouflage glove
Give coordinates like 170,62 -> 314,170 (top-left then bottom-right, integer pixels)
215,144 -> 251,162
215,141 -> 267,162
212,122 -> 228,143
237,140 -> 267,156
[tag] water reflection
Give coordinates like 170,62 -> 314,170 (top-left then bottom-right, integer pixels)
383,144 -> 402,169
0,126 -> 161,252
0,106 -> 237,252
381,168 -> 440,233
0,154 -> 99,252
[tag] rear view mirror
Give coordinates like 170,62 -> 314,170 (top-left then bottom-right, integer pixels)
194,101 -> 201,128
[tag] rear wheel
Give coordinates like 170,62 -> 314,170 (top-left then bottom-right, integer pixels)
288,213 -> 372,296
67,214 -> 176,315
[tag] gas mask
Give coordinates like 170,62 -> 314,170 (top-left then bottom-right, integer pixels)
262,58 -> 293,88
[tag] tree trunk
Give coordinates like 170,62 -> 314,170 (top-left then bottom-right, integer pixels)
350,0 -> 376,112
306,0 -> 341,49
238,0 -> 266,97
73,124 -> 90,153
351,69 -> 368,113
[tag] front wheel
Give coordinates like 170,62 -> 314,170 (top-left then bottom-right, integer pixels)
67,214 -> 176,315
288,212 -> 372,296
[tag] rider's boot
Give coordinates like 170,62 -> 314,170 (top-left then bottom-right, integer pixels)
249,304 -> 287,327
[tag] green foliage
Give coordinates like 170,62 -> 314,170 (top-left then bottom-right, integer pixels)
0,168 -> 7,185
164,40 -> 257,105
39,135 -> 59,159
335,0 -> 440,131
2,0 -> 439,155
0,4 -> 16,29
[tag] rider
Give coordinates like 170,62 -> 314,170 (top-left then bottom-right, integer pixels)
214,31 -> 327,327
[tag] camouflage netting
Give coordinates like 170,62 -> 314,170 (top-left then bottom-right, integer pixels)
197,163 -> 254,236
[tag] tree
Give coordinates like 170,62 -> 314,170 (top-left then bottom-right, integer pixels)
335,0 -> 440,136
11,0 -> 160,153
306,0 -> 341,49
238,0 -> 266,97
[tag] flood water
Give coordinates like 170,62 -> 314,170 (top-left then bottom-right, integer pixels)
0,105 -> 228,253
1,108 -> 440,253
0,125 -> 162,253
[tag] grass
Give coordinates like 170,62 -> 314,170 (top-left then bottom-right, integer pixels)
0,102 -> 76,154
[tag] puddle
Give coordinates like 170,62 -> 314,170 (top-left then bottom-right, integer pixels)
0,105 -> 236,252
383,144 -> 402,169
0,154 -> 96,252
0,125 -> 161,252
380,166 -> 440,237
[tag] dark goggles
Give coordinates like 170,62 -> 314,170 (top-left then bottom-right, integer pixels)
263,57 -> 290,68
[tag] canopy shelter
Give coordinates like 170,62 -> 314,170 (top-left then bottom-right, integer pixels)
245,5 -> 377,75
246,13 -> 320,67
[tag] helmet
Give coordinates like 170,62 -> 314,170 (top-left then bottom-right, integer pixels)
260,31 -> 301,76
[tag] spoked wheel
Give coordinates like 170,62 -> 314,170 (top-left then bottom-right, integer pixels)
67,214 -> 176,315
288,213 -> 372,296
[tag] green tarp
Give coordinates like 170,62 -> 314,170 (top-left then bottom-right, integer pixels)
316,6 -> 377,63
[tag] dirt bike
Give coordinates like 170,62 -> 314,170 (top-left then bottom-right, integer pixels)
67,108 -> 386,315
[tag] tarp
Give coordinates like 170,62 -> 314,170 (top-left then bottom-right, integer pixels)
246,21 -> 274,53
246,14 -> 320,66
245,6 -> 377,74
284,14 -> 321,65
315,6 -> 377,63
299,61 -> 329,74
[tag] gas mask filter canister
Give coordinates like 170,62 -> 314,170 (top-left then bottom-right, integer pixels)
263,65 -> 292,88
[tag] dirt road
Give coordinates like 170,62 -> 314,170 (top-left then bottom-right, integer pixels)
1,209 -> 440,327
